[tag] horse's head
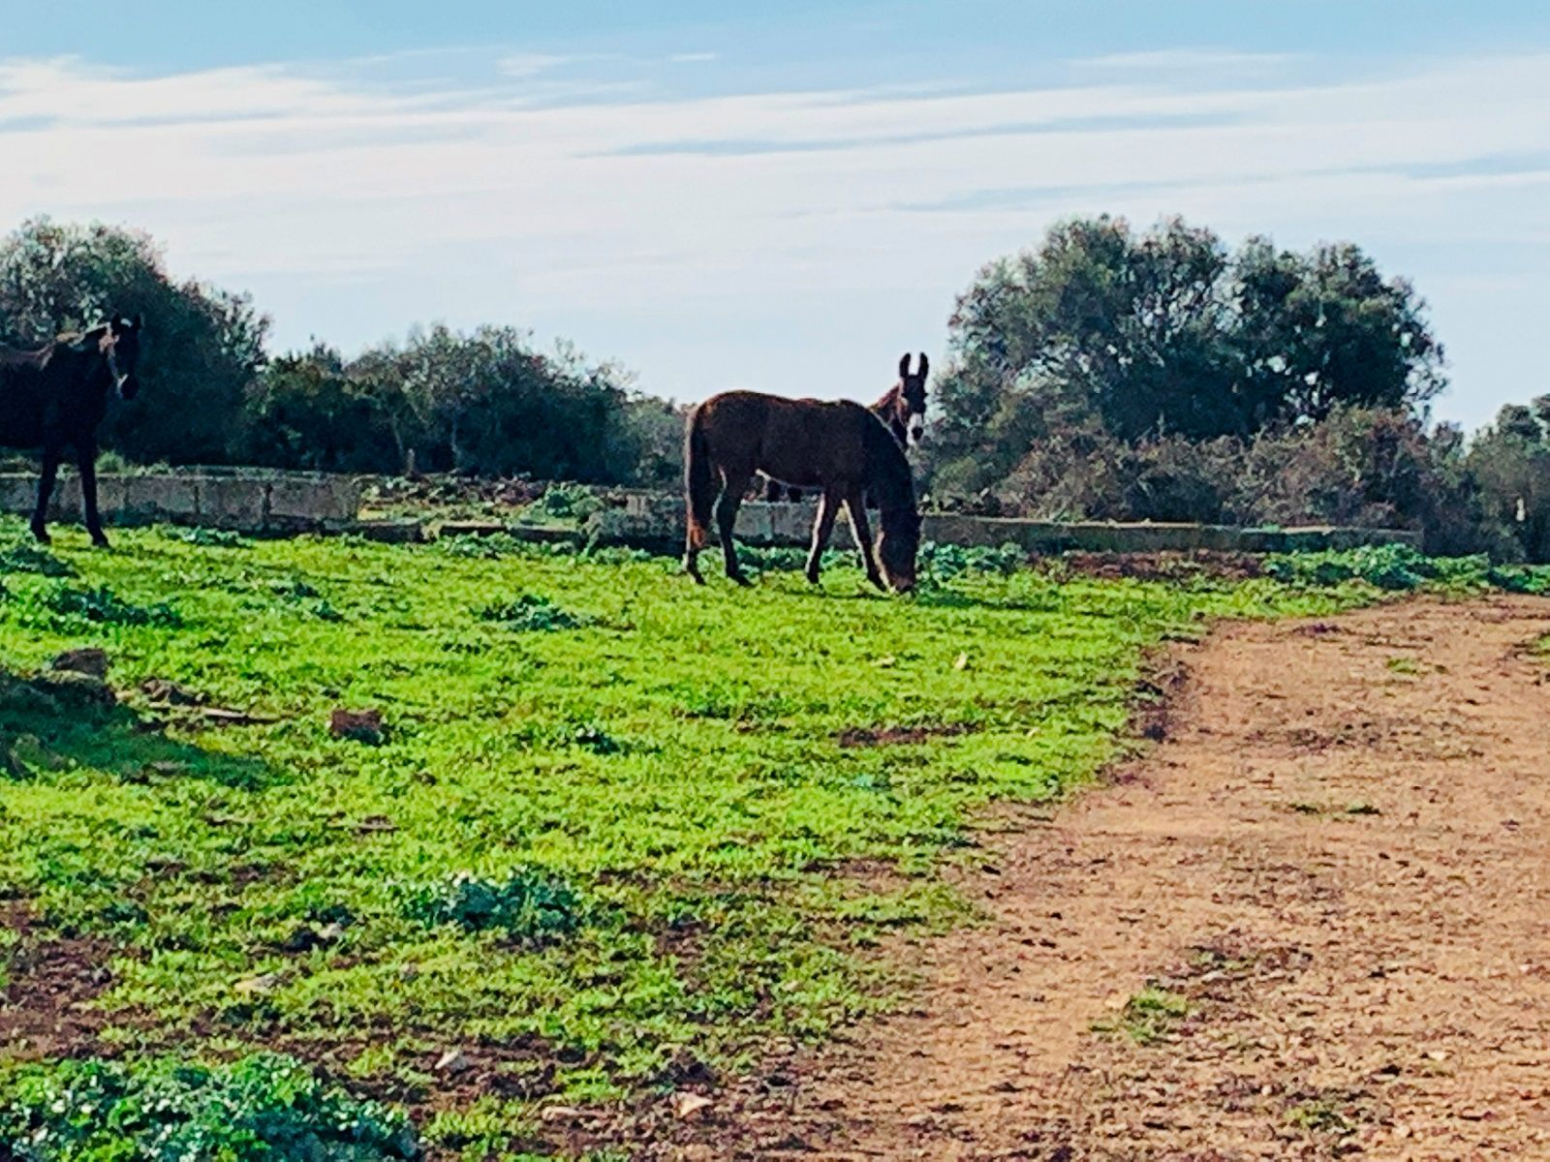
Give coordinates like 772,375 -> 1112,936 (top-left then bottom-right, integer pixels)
895,352 -> 929,448
104,314 -> 145,399
876,505 -> 922,594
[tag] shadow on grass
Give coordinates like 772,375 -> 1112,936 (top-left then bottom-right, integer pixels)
1,669 -> 279,791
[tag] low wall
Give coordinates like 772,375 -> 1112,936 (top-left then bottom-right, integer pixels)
578,493 -> 1422,555
0,472 -> 362,533
2,470 -> 1423,554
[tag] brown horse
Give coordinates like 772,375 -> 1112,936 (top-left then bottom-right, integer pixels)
0,316 -> 144,547
763,352 -> 928,503
684,391 -> 920,592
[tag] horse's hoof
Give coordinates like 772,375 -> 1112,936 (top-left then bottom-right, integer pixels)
91,536 -> 111,550
29,527 -> 49,545
683,559 -> 705,584
805,571 -> 820,585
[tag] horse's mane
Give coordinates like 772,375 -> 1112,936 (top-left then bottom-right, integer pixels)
862,413 -> 917,514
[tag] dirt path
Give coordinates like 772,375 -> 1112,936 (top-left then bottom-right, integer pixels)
665,596 -> 1550,1160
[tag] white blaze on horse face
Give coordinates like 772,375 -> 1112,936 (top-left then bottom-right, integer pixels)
907,413 -> 926,447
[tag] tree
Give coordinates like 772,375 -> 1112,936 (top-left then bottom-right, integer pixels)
929,216 -> 1446,499
0,217 -> 269,464
1467,399 -> 1550,562
243,326 -> 676,485
239,344 -> 409,473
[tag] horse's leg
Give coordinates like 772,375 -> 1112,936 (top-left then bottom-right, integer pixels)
764,477 -> 782,504
844,489 -> 886,591
30,445 -> 61,544
77,439 -> 109,548
716,471 -> 752,586
806,489 -> 839,584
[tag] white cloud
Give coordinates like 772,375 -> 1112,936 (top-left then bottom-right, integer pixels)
1,49 -> 1547,424
669,52 -> 719,65
1074,49 -> 1294,73
496,52 -> 581,78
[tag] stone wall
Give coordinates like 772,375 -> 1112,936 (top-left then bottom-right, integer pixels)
1,470 -> 1423,553
0,472 -> 362,533
585,492 -> 1422,554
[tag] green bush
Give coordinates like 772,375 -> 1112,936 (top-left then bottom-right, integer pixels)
0,1053 -> 419,1161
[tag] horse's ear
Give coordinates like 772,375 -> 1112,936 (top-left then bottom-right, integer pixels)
132,313 -> 144,330
917,353 -> 929,379
899,353 -> 911,380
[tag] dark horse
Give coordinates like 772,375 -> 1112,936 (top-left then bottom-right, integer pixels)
763,352 -> 928,503
684,391 -> 921,592
0,315 -> 144,547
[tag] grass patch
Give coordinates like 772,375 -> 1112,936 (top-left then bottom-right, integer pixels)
0,516 -> 1376,1147
1286,1094 -> 1359,1137
1095,986 -> 1191,1045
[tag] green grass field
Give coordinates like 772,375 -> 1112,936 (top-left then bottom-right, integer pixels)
0,520 -> 1420,1158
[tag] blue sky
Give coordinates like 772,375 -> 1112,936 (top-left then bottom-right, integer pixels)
3,1 -> 1549,431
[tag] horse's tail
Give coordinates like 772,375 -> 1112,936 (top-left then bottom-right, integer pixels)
684,407 -> 715,550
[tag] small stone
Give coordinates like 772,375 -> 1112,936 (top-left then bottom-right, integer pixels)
673,1092 -> 714,1120
51,648 -> 109,679
435,1048 -> 472,1075
953,651 -> 970,671
539,1105 -> 585,1123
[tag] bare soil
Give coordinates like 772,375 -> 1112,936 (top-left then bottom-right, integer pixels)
0,902 -> 116,1064
644,596 -> 1550,1160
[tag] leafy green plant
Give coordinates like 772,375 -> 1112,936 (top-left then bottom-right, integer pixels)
174,527 -> 248,548
1265,543 -> 1550,594
533,483 -> 602,523
7,582 -> 183,630
477,593 -> 584,631
0,540 -> 76,578
402,869 -> 586,943
0,1053 -> 419,1161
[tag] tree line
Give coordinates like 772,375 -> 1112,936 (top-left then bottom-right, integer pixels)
2,214 -> 1548,560
0,218 -> 682,487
